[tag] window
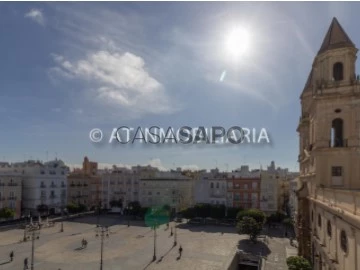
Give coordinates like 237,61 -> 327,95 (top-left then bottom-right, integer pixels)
311,210 -> 314,222
327,220 -> 332,237
210,182 -> 214,188
333,62 -> 343,81
243,193 -> 248,200
252,182 -> 258,189
234,194 -> 240,201
244,184 -> 248,190
216,183 -> 219,188
331,118 -> 344,147
318,214 -> 322,227
340,230 -> 348,253
235,183 -> 240,188
148,191 -> 152,195
332,166 -> 342,177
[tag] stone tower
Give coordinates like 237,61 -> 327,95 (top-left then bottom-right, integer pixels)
297,17 -> 360,270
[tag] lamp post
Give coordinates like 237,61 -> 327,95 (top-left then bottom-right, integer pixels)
153,223 -> 157,261
95,226 -> 109,270
173,223 -> 177,246
97,201 -> 101,227
23,227 -> 40,270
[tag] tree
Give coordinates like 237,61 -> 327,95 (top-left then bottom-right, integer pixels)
0,207 -> 15,219
37,204 -> 49,215
226,207 -> 243,219
286,256 -> 312,270
128,201 -> 141,216
237,209 -> 266,225
237,216 -> 262,242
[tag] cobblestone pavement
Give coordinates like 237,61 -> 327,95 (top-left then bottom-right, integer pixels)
0,216 -> 297,270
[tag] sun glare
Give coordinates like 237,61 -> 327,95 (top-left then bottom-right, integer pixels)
225,27 -> 250,58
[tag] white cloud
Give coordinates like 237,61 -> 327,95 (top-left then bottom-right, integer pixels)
25,8 -> 45,26
180,165 -> 200,171
147,158 -> 166,171
51,51 -> 176,116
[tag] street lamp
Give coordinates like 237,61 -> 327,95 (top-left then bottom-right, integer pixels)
23,226 -> 40,270
173,222 -> 177,246
152,223 -> 158,262
95,226 -> 109,270
97,201 -> 101,227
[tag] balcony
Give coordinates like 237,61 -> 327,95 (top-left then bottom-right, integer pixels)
40,184 -> 46,188
50,184 -> 57,188
49,194 -> 57,199
8,196 -> 17,200
315,188 -> 360,216
61,183 -> 66,188
0,197 -> 5,201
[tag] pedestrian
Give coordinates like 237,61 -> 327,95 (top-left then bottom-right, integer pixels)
9,251 -> 14,261
24,257 -> 29,269
179,245 -> 183,257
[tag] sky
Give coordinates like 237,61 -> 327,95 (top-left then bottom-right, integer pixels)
1,2 -> 360,172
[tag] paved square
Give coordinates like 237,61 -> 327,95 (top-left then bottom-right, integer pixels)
0,216 -> 295,270
0,215 -> 239,270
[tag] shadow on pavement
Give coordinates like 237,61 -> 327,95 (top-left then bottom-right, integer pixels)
142,260 -> 154,270
237,239 -> 271,257
66,214 -> 149,228
0,260 -> 10,266
176,223 -> 237,234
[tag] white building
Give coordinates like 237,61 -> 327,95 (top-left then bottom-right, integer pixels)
100,165 -> 159,209
139,173 -> 194,212
228,165 -> 261,179
0,160 -> 69,216
194,169 -> 227,205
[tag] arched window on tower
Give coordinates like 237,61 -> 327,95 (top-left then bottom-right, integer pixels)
331,118 -> 344,147
333,62 -> 344,81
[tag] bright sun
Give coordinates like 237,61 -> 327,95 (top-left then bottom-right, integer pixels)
225,27 -> 250,58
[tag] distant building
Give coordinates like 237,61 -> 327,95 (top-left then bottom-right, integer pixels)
289,178 -> 299,227
194,168 -> 227,205
259,169 -> 278,215
67,157 -> 100,209
0,159 -> 69,216
0,172 -> 22,219
139,174 -> 194,213
227,171 -> 261,209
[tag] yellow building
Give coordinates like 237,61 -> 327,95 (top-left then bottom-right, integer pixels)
297,17 -> 360,270
67,157 -> 100,209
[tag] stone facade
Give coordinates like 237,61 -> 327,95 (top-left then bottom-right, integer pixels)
297,17 -> 360,270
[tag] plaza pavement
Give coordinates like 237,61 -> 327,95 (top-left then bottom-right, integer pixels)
0,215 -> 295,270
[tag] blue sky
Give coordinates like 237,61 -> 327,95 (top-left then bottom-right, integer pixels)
1,2 -> 359,171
